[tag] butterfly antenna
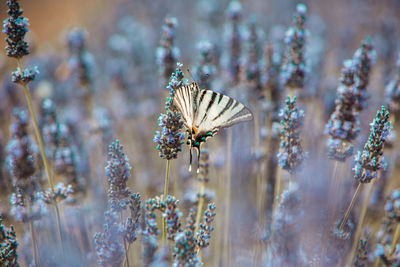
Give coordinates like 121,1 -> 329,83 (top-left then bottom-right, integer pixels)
187,68 -> 198,85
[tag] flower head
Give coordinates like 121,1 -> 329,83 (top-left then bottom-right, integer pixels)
224,0 -> 244,84
245,16 -> 265,98
154,63 -> 187,160
386,54 -> 400,117
6,108 -> 37,189
105,140 -> 132,211
3,0 -> 30,58
353,37 -> 377,111
277,97 -> 305,173
173,230 -> 200,267
0,217 -> 19,266
164,195 -> 182,240
196,203 -> 216,248
11,66 -> 39,86
325,60 -> 360,161
281,3 -> 309,90
156,17 -> 180,81
353,106 -> 391,183
67,27 -> 95,88
94,211 -> 125,267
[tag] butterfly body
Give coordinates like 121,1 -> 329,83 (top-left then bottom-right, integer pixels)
173,82 -> 253,171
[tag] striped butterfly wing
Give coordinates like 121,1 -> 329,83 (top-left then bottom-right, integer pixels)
193,89 -> 253,135
173,82 -> 199,129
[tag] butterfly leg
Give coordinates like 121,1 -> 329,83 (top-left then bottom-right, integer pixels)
196,147 -> 201,174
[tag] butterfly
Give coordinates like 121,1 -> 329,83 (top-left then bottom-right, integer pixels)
173,81 -> 253,172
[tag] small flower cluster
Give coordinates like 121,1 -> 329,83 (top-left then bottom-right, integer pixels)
173,231 -> 200,267
40,98 -> 85,196
9,190 -> 46,223
54,124 -> 85,195
3,0 -> 29,58
325,60 -> 360,161
6,108 -> 37,190
141,194 -> 216,266
375,243 -> 400,266
164,195 -> 182,240
156,17 -> 180,81
281,3 -> 309,90
0,217 -> 19,266
384,189 -> 400,225
11,66 -> 39,86
141,229 -> 158,267
269,183 -> 303,266
40,98 -> 58,156
353,37 -> 377,111
386,54 -> 400,117
353,106 -> 391,183
185,207 -> 197,233
105,140 -> 132,211
224,0 -> 243,84
144,196 -> 163,237
277,97 -> 305,173
375,189 -> 400,265
93,107 -> 115,146
154,63 -> 187,160
41,182 -> 73,204
67,27 -> 95,88
93,211 -> 125,267
354,238 -> 369,267
245,16 -> 265,99
122,193 -> 142,244
95,140 -> 142,265
194,40 -> 217,89
196,203 -> 216,248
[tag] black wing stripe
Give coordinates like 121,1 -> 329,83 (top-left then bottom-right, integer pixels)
212,98 -> 234,122
217,93 -> 224,104
226,106 -> 246,122
200,92 -> 218,124
199,90 -> 207,104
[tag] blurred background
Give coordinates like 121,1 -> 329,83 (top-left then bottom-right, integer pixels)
1,0 -> 400,266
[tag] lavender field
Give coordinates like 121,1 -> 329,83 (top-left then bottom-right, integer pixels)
0,0 -> 400,266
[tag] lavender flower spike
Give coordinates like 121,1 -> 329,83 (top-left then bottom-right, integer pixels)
353,106 -> 391,183
353,37 -> 377,111
3,0 -> 30,58
277,96 -> 305,173
153,63 -> 187,160
105,140 -> 132,211
325,60 -> 360,161
281,3 -> 309,90
156,17 -> 180,81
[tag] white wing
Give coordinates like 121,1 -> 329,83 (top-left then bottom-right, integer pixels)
193,89 -> 253,134
173,82 -> 199,129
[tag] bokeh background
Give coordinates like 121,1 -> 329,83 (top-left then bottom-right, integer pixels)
1,0 -> 400,266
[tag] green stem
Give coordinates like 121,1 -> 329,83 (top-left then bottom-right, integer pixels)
120,211 -> 130,267
389,224 -> 400,256
16,58 -> 65,252
195,182 -> 206,234
347,179 -> 376,265
339,183 -> 362,231
223,130 -> 232,266
162,159 -> 171,242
